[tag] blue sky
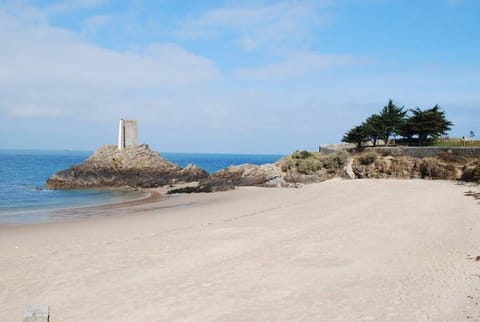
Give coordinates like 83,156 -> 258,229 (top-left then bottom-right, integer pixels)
1,0 -> 479,153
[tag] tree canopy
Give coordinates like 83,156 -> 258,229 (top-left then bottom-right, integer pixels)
377,99 -> 406,145
342,100 -> 453,147
399,105 -> 453,144
363,114 -> 383,147
342,125 -> 368,148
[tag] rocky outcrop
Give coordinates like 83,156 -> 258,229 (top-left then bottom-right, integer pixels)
169,151 -> 350,194
209,164 -> 286,187
47,145 -> 480,193
46,144 -> 208,189
167,163 -> 287,194
350,150 -> 479,181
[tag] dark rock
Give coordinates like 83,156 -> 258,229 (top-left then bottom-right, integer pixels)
167,179 -> 235,194
208,164 -> 287,188
46,145 -> 208,189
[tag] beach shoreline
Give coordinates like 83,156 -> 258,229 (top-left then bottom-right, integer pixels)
1,179 -> 479,321
0,187 -> 166,227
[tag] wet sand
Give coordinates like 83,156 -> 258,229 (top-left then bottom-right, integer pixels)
1,179 -> 479,321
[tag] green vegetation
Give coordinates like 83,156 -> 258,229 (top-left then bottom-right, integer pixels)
359,152 -> 377,165
342,125 -> 369,148
291,150 -> 313,159
322,151 -> 348,170
363,114 -> 383,147
278,151 -> 348,175
377,99 -> 407,145
432,140 -> 480,147
398,105 -> 452,145
342,99 -> 454,147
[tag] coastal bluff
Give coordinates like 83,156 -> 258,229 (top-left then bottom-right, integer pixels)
46,144 -> 208,189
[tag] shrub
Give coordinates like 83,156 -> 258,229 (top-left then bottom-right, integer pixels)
296,158 -> 323,174
322,151 -> 348,171
359,152 -> 377,165
278,157 -> 295,172
292,150 -> 313,159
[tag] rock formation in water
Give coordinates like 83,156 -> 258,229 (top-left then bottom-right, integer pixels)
46,144 -> 208,189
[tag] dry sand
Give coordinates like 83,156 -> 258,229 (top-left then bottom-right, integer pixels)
1,179 -> 480,321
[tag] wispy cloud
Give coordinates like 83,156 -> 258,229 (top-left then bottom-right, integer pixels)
45,0 -> 109,14
236,51 -> 358,81
176,1 -> 332,51
82,14 -> 110,35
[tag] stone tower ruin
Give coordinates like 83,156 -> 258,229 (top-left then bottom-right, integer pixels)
118,119 -> 138,150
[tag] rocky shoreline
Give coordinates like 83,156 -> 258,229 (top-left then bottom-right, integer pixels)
46,145 -> 208,189
46,145 -> 480,193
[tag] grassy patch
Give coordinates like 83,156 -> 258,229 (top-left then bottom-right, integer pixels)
432,140 -> 480,147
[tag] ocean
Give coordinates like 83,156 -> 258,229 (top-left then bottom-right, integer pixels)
0,149 -> 283,225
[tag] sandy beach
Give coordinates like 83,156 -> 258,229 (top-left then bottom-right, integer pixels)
1,179 -> 479,321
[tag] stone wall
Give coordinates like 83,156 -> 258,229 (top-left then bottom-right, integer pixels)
369,146 -> 480,158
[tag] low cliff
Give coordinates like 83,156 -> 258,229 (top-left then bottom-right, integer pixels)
46,145 -> 208,189
350,150 -> 480,181
174,149 -> 479,193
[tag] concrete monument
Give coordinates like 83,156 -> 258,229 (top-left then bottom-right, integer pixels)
118,119 -> 138,150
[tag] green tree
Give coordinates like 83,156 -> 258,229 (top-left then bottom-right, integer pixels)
342,125 -> 368,148
398,119 -> 415,140
363,114 -> 384,147
402,105 -> 453,144
378,99 -> 406,145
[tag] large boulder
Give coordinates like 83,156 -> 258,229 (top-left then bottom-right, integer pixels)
167,163 -> 286,194
46,145 -> 208,189
209,163 -> 287,188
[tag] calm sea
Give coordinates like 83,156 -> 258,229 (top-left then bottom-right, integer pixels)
0,149 -> 283,225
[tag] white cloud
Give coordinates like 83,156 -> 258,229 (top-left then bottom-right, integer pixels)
176,1 -> 332,51
236,52 -> 357,81
8,105 -> 67,118
0,13 -> 218,87
0,9 -> 219,121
